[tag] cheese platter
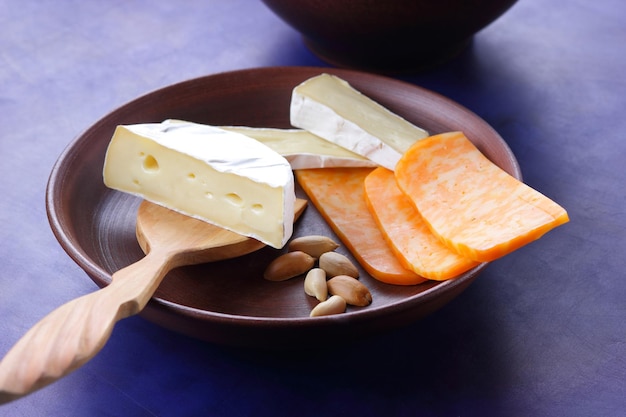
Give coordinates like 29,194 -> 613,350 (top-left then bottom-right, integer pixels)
45,66 -> 522,349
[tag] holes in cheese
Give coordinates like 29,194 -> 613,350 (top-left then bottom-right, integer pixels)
142,155 -> 159,172
225,193 -> 244,207
103,120 -> 296,249
251,204 -> 264,214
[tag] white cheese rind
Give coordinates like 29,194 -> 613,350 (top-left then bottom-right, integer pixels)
220,126 -> 377,169
102,120 -> 296,249
290,73 -> 429,171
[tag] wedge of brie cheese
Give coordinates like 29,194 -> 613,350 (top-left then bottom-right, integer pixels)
103,120 -> 296,249
220,126 -> 376,169
290,73 -> 429,171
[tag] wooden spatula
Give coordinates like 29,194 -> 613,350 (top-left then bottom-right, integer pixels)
0,198 -> 307,404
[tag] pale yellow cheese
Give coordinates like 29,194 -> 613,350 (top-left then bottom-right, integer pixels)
290,73 -> 429,170
102,121 -> 296,249
220,126 -> 376,169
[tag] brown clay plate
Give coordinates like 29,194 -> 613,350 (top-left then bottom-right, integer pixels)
46,67 -> 521,350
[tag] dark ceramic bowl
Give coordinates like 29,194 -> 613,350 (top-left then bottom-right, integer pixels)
46,67 -> 520,350
261,0 -> 518,72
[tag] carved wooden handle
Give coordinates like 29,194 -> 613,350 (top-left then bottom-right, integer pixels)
0,250 -> 174,404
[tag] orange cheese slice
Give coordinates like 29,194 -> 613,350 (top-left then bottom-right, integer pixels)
364,167 -> 480,280
295,168 -> 426,285
395,132 -> 569,262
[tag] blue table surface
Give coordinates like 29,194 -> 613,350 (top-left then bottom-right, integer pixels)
1,1 -> 625,415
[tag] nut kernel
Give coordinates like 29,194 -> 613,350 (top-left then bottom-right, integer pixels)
327,275 -> 372,306
319,251 -> 359,278
263,251 -> 315,281
310,295 -> 347,317
304,268 -> 327,301
288,235 -> 340,258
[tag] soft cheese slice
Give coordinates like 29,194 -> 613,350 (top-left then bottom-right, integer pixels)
290,73 -> 429,170
103,120 -> 296,249
221,126 -> 376,169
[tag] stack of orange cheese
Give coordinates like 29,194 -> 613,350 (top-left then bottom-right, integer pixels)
296,131 -> 569,284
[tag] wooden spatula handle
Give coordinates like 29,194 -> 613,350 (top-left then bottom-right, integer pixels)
0,250 -> 174,404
